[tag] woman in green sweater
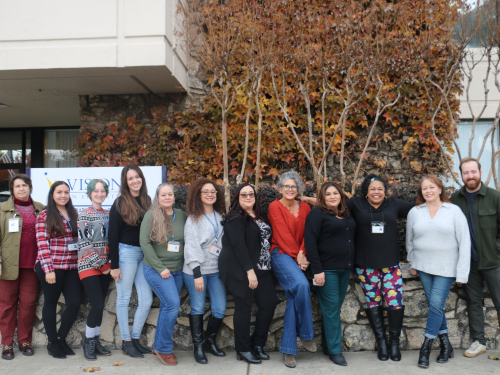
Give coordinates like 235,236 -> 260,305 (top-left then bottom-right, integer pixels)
140,183 -> 187,366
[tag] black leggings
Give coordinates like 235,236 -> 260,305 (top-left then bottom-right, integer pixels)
35,263 -> 83,342
81,274 -> 111,328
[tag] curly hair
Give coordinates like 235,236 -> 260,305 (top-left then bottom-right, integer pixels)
278,171 -> 304,196
360,174 -> 389,198
186,178 -> 225,221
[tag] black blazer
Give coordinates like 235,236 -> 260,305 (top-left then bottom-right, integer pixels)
219,211 -> 263,298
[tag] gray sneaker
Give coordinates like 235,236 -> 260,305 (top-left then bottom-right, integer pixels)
464,341 -> 487,358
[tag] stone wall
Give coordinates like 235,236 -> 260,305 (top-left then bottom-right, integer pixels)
4,263 -> 497,352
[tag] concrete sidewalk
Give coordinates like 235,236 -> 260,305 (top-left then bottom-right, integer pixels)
1,349 -> 499,375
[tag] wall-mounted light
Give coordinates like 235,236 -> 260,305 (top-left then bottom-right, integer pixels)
0,103 -> 9,108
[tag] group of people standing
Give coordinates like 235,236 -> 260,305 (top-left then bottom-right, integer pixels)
0,157 -> 498,370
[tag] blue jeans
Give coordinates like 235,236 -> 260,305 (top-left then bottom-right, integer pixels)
143,264 -> 183,354
418,270 -> 455,339
116,243 -> 153,340
183,272 -> 226,318
271,248 -> 314,355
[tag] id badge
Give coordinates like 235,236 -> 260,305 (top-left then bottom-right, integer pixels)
371,221 -> 385,234
68,242 -> 78,251
8,218 -> 20,233
312,278 -> 319,286
167,241 -> 180,252
210,244 -> 221,256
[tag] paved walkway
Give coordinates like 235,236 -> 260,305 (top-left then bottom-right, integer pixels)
2,349 -> 499,375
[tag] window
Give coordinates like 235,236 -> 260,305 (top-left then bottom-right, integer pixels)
43,129 -> 79,168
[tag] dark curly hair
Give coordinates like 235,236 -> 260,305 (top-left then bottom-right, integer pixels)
360,174 -> 389,198
186,178 -> 225,221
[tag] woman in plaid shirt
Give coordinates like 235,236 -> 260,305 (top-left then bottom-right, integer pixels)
35,181 -> 82,359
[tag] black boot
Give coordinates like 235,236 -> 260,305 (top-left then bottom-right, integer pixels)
329,353 -> 347,366
365,306 -> 389,361
418,337 -> 434,368
190,314 -> 208,364
58,337 -> 75,356
437,333 -> 454,363
236,351 -> 262,364
83,337 -> 97,361
132,338 -> 151,354
94,336 -> 111,356
121,340 -> 144,358
203,315 -> 226,357
387,307 -> 404,361
252,346 -> 270,360
47,339 -> 66,359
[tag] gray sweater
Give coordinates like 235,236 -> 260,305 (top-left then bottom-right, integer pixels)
183,212 -> 224,276
406,202 -> 471,283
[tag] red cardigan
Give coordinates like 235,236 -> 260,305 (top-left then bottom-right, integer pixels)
268,199 -> 311,260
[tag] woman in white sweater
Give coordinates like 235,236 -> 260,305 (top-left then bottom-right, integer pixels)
406,175 -> 470,369
183,178 -> 226,365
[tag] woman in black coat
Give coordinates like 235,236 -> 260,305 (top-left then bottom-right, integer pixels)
219,183 -> 278,365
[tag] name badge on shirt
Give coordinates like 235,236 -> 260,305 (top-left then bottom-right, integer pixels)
210,244 -> 221,256
371,221 -> 385,234
68,242 -> 78,251
8,218 -> 20,233
167,241 -> 180,252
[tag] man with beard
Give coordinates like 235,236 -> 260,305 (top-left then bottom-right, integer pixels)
451,157 -> 500,358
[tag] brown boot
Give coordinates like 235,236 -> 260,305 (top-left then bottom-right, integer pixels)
284,354 -> 296,368
300,338 -> 317,352
154,349 -> 177,366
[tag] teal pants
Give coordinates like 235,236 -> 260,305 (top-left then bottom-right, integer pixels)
316,269 -> 351,355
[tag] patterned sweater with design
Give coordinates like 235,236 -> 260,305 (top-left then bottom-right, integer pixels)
77,206 -> 110,279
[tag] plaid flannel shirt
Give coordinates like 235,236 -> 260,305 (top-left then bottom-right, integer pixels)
36,209 -> 78,274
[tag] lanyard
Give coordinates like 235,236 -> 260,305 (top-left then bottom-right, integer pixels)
204,212 -> 219,244
170,211 -> 176,241
59,211 -> 74,236
369,205 -> 385,224
92,206 -> 109,239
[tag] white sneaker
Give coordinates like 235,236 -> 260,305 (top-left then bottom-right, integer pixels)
464,340 -> 487,358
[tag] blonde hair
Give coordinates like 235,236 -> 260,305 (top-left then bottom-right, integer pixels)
148,183 -> 175,245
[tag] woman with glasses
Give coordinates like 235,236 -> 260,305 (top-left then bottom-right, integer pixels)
219,183 -> 278,365
183,178 -> 227,364
268,171 -> 314,368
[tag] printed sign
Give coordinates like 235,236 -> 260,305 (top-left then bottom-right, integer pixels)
28,166 -> 166,211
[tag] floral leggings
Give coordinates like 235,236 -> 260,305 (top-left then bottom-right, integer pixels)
355,264 -> 404,309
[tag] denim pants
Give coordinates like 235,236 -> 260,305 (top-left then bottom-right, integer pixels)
116,243 -> 153,340
316,269 -> 350,355
183,272 -> 226,318
418,270 -> 455,339
143,264 -> 183,354
271,248 -> 314,355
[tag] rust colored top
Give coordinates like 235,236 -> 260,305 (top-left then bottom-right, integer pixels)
268,199 -> 311,260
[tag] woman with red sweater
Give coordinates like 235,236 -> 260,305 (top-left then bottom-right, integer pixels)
268,171 -> 315,369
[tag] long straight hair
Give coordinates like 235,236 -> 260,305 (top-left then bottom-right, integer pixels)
317,181 -> 351,218
222,183 -> 266,225
45,181 -> 78,237
148,183 -> 175,245
117,164 -> 152,226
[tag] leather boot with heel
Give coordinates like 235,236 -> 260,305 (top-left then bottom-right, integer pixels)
236,351 -> 261,364
121,340 -> 144,358
387,307 -> 404,361
189,314 -> 208,364
203,315 -> 226,357
58,337 -> 75,356
252,346 -> 269,360
47,339 -> 66,359
365,306 -> 389,361
132,338 -> 151,354
418,337 -> 434,368
437,333 -> 454,363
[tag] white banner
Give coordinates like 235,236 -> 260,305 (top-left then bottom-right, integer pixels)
28,166 -> 166,211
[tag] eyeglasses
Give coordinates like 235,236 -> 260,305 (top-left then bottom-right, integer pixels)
281,185 -> 298,191
240,193 -> 255,199
201,190 -> 217,196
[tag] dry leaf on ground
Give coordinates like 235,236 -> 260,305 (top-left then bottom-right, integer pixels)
114,362 -> 123,366
488,355 -> 500,360
83,367 -> 100,372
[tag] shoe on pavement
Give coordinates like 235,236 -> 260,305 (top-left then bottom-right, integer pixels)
464,341 -> 487,358
154,350 -> 177,366
300,338 -> 317,353
284,354 -> 296,368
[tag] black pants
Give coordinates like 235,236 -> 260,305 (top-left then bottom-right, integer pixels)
35,263 -> 82,342
465,262 -> 500,345
232,272 -> 278,352
81,274 -> 111,328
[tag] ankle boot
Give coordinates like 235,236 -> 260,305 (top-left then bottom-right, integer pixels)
418,337 -> 434,368
83,337 -> 97,361
94,336 -> 111,356
132,338 -> 151,354
365,306 -> 389,361
121,340 -> 144,358
437,333 -> 454,363
387,307 -> 404,361
203,315 -> 226,357
58,337 -> 75,356
189,314 -> 208,364
236,351 -> 262,364
47,339 -> 66,359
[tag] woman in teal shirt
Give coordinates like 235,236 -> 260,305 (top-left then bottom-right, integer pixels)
140,183 -> 187,366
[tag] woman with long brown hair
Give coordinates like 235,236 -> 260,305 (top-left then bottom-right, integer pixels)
183,178 -> 227,364
35,181 -> 82,359
109,165 -> 152,358
304,182 -> 355,367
